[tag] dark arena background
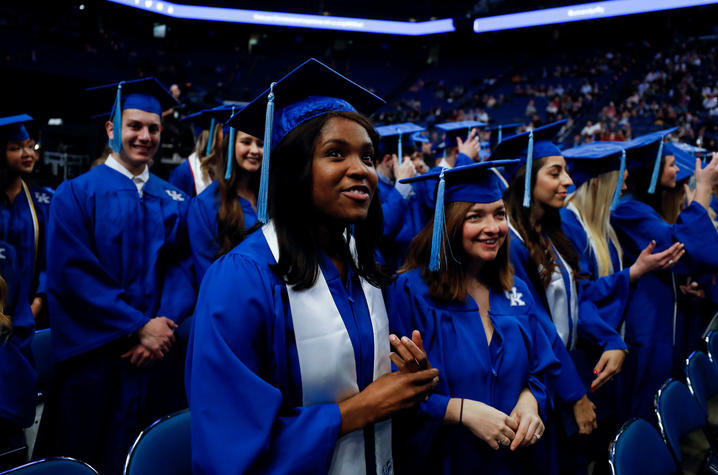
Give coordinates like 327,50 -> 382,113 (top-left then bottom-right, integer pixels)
2,0 -> 718,185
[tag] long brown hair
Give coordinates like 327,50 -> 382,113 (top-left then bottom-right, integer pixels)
401,201 -> 513,303
268,110 -> 391,290
194,123 -> 224,184
215,131 -> 261,257
505,158 -> 581,288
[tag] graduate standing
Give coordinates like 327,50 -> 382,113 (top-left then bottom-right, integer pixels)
0,115 -> 51,325
187,108 -> 263,284
386,161 -> 559,474
497,121 -> 627,474
611,130 -> 718,420
45,77 -> 196,475
186,59 -> 439,474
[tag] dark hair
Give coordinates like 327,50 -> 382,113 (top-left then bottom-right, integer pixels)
504,158 -> 580,288
268,110 -> 391,290
215,131 -> 261,257
626,154 -> 674,221
401,200 -> 513,303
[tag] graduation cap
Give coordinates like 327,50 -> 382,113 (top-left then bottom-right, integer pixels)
86,77 -> 179,154
485,122 -> 522,149
436,120 -> 487,148
0,114 -> 33,142
400,159 -> 518,271
182,104 -> 240,160
376,123 -> 425,165
624,127 -> 679,194
225,58 -> 385,223
665,142 -> 704,183
563,141 -> 631,210
489,119 -> 567,208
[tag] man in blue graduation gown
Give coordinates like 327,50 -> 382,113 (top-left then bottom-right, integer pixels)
45,78 -> 195,475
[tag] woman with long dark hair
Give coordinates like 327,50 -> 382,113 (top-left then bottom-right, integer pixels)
386,161 -> 559,474
498,121 -> 627,474
186,59 -> 439,474
187,115 -> 263,283
611,130 -> 718,421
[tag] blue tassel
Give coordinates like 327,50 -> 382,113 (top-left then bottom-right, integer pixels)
206,117 -> 216,157
429,169 -> 446,272
611,149 -> 626,211
648,139 -> 663,194
497,125 -> 503,144
257,83 -> 276,223
224,107 -> 236,180
397,130 -> 403,166
110,83 -> 123,154
522,130 -> 534,208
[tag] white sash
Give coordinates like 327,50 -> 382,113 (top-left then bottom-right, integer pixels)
188,152 -> 211,195
262,222 -> 393,475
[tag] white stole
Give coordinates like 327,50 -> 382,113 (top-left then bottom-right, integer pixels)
188,152 -> 211,196
262,222 -> 393,475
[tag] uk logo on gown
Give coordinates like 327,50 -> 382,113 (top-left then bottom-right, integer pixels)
165,189 -> 185,201
505,287 -> 526,306
34,192 -> 51,204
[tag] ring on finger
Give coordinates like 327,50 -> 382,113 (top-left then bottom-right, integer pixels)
668,259 -> 674,266
535,433 -> 542,440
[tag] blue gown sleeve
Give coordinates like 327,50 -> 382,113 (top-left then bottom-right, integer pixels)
455,153 -> 474,167
187,253 -> 343,474
560,208 -> 631,330
187,194 -> 220,285
0,243 -> 37,428
509,234 -> 586,406
380,186 -> 409,241
47,182 -> 150,350
612,200 -> 718,275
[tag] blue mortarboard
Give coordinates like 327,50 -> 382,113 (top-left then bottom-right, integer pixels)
182,104 -> 239,158
436,120 -> 487,148
624,127 -> 679,194
665,142 -> 705,183
412,131 -> 430,146
226,58 -> 385,223
563,141 -> 632,210
400,159 -> 518,271
486,122 -> 522,148
376,123 -> 425,165
86,77 -> 178,154
490,120 -> 567,208
0,114 -> 33,142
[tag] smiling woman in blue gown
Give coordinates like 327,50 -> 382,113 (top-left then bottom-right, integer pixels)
186,59 -> 439,475
386,161 -> 559,474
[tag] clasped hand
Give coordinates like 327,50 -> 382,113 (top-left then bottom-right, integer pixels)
121,316 -> 177,368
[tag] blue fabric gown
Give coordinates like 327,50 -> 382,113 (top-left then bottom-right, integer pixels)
0,239 -> 37,429
560,207 -> 630,330
0,183 -> 52,307
187,180 -> 257,285
169,160 -> 196,197
611,196 -> 718,420
48,164 -> 195,361
385,269 -> 559,474
186,229 -> 385,474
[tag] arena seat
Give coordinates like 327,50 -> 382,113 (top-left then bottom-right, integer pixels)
608,418 -> 678,475
123,409 -> 191,475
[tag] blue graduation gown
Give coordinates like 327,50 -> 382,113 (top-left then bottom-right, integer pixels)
47,164 -> 195,361
559,207 -> 630,330
611,196 -> 718,419
0,239 -> 37,428
0,183 -> 52,305
187,181 -> 257,284
186,229 -> 383,474
168,160 -> 196,197
385,269 -> 559,474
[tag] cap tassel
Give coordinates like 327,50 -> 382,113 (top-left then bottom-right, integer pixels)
110,83 -> 123,154
648,139 -> 664,194
225,107 -> 236,181
611,149 -> 626,211
206,117 -> 216,157
497,125 -> 503,144
257,82 -> 276,224
397,130 -> 403,166
522,130 -> 534,208
429,169 -> 446,272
